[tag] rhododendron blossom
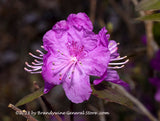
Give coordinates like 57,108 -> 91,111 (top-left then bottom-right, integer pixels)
25,12 -> 128,103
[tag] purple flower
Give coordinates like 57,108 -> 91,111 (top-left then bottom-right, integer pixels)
151,50 -> 160,71
149,50 -> 160,102
141,35 -> 147,45
24,12 -> 128,103
149,78 -> 160,102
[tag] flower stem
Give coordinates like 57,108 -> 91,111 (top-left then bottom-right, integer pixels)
33,81 -> 62,121
98,99 -> 106,121
113,84 -> 158,121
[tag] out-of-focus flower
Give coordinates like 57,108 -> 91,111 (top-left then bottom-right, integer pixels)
149,78 -> 160,102
151,50 -> 160,71
24,12 -> 128,103
141,35 -> 147,45
149,49 -> 160,102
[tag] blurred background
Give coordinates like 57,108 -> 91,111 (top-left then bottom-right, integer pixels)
0,0 -> 160,121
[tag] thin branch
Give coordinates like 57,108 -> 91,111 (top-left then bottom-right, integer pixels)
88,104 -> 99,112
145,20 -> 159,59
8,103 -> 38,121
98,99 -> 106,121
33,81 -> 62,121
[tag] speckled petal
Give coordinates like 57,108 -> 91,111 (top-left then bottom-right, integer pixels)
42,50 -> 70,93
63,67 -> 92,103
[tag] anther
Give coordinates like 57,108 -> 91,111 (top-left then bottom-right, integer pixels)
22,110 -> 26,113
32,62 -> 43,65
109,42 -> 113,47
36,49 -> 44,55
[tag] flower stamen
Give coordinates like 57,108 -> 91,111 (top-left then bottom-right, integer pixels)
29,52 -> 43,60
25,51 -> 44,74
71,57 -> 77,63
109,59 -> 129,66
36,49 -> 44,56
108,65 -> 125,69
109,43 -> 118,50
32,62 -> 43,65
110,47 -> 118,54
110,56 -> 127,61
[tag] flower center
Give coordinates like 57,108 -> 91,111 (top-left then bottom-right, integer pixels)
71,56 -> 78,63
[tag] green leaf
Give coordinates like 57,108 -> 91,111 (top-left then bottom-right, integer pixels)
136,0 -> 160,11
15,88 -> 44,107
91,83 -> 135,109
136,13 -> 160,21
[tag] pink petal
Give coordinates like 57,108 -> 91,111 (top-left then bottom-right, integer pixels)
94,69 -> 128,88
105,70 -> 128,87
52,20 -> 69,30
98,27 -> 109,47
62,67 -> 92,103
108,40 -> 119,59
67,12 -> 93,31
43,30 -> 70,56
80,46 -> 110,77
42,51 -> 70,93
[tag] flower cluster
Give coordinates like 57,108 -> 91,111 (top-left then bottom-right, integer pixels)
150,50 -> 160,102
25,12 -> 128,103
